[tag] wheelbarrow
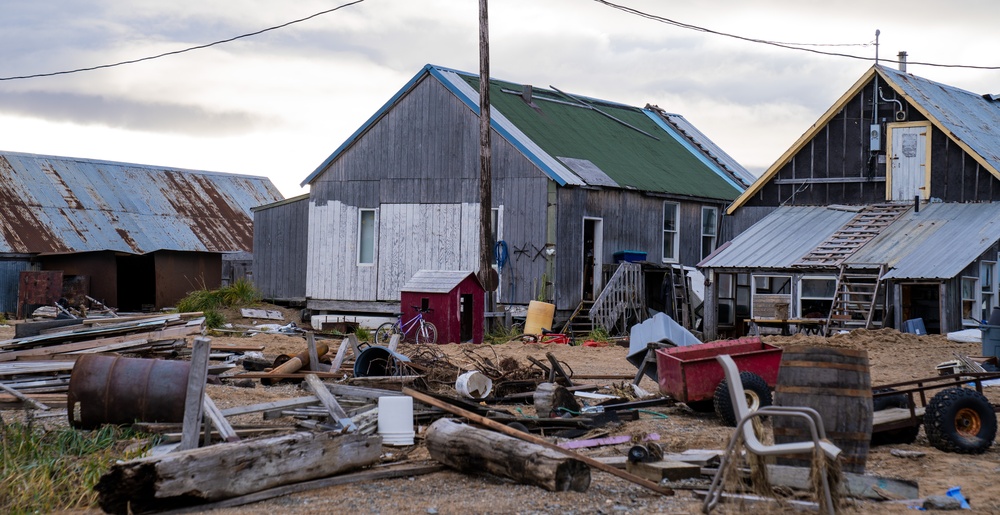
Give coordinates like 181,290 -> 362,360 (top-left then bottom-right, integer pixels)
655,337 -> 783,425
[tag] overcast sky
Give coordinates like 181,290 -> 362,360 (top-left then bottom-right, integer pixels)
0,0 -> 996,198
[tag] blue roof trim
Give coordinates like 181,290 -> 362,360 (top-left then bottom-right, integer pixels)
427,66 -> 572,187
301,64 -> 437,187
642,110 -> 744,192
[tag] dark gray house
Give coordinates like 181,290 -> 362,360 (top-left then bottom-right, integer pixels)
700,64 -> 1000,339
263,64 -> 750,326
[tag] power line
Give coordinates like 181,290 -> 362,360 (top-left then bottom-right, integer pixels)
0,0 -> 367,81
593,0 -> 1000,71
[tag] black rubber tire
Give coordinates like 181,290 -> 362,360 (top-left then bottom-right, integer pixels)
713,371 -> 773,427
924,387 -> 997,454
374,322 -> 399,346
871,387 -> 921,446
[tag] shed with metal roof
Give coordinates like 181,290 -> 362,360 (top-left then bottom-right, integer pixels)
0,151 -> 282,314
698,63 -> 1000,339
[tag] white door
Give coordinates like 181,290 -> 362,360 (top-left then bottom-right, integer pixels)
888,123 -> 930,201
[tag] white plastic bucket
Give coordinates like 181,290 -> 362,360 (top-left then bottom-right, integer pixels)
455,370 -> 493,399
377,396 -> 415,446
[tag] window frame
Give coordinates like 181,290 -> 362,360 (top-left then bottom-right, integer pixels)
962,276 -> 980,326
701,206 -> 718,260
798,275 -> 837,319
357,208 -> 377,266
661,202 -> 679,263
982,260 -> 997,322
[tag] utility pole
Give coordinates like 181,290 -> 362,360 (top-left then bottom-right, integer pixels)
478,0 -> 498,292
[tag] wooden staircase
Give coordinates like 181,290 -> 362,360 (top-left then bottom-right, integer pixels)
827,264 -> 887,331
560,300 -> 595,340
585,262 -> 647,336
794,204 -> 910,268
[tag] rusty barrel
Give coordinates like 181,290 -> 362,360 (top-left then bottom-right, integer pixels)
773,345 -> 873,473
68,354 -> 190,429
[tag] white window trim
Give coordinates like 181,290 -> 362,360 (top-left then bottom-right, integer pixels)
662,202 -> 679,263
797,275 -> 837,318
357,208 -> 377,266
981,261 -> 997,322
961,276 -> 980,326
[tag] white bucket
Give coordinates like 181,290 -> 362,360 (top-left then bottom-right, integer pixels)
455,370 -> 493,399
377,396 -> 415,446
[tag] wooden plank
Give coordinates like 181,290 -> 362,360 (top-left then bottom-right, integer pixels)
0,382 -> 51,410
329,338 -> 351,372
304,373 -> 355,431
202,395 -> 240,443
558,433 -> 659,450
225,371 -> 344,380
626,460 -> 701,482
0,392 -> 66,409
179,337 -> 211,451
402,387 -> 674,497
306,332 -> 320,372
219,396 -> 321,417
157,462 -> 445,515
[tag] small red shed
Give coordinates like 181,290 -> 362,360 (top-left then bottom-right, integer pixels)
400,270 -> 485,344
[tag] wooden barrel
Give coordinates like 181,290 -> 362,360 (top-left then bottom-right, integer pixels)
773,345 -> 873,473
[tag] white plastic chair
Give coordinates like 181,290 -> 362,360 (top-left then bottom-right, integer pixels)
703,354 -> 842,514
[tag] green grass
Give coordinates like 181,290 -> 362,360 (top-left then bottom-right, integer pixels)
0,424 -> 152,514
176,278 -> 263,329
484,323 -> 524,345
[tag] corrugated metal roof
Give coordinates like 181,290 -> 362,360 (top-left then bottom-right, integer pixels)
401,270 -> 478,293
849,202 -> 1000,279
880,66 -> 1000,177
649,108 -> 756,187
702,202 -> 1000,280
699,206 -> 857,269
0,151 -> 283,255
303,64 -> 745,201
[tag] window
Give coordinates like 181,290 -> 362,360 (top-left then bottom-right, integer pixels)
751,274 -> 792,319
799,276 -> 836,318
962,277 -> 980,325
701,206 -> 718,260
982,261 -> 997,322
358,209 -> 376,265
662,202 -> 679,263
717,273 -> 735,326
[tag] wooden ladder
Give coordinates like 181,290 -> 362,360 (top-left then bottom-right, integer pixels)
665,265 -> 695,330
827,264 -> 887,331
794,204 -> 909,268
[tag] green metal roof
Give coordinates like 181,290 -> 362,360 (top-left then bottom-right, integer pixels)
461,74 -> 741,200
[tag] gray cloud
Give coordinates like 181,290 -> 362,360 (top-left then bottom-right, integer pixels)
0,89 -> 271,135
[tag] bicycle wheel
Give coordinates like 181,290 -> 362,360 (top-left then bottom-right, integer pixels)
375,322 -> 399,345
416,321 -> 438,344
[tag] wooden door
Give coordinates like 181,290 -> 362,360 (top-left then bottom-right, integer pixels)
887,123 -> 931,201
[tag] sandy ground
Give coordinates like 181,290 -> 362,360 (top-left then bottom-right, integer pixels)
5,311 -> 1000,514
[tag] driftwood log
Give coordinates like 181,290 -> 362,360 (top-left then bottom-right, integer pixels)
425,418 -> 591,492
533,382 -> 581,417
95,431 -> 382,514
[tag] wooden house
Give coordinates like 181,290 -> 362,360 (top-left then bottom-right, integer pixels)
0,151 -> 283,315
699,64 -> 1000,338
289,64 -> 750,328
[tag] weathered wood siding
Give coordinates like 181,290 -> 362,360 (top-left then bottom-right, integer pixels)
253,197 -> 309,302
554,188 -> 728,310
742,79 -> 1000,208
307,74 -> 550,306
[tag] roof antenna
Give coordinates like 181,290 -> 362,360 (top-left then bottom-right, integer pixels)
874,29 -> 880,64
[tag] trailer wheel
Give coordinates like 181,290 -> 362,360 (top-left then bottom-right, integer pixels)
713,371 -> 772,427
924,387 -> 997,454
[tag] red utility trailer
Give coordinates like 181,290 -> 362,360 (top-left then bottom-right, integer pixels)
655,337 -> 783,423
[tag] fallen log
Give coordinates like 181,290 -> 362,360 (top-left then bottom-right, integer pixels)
533,381 -> 581,417
95,431 -> 382,514
426,418 -> 591,492
403,387 -> 673,496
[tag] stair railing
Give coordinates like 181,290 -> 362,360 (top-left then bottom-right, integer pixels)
589,262 -> 647,335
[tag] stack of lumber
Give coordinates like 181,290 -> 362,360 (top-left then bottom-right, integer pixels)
0,313 -> 205,363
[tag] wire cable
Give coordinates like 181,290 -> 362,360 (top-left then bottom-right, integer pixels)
0,0 -> 366,81
592,0 -> 1000,71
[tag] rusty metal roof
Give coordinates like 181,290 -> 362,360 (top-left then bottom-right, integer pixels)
0,151 -> 283,255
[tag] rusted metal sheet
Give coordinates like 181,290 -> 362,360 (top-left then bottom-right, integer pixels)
16,270 -> 62,319
68,354 -> 190,429
0,151 -> 283,255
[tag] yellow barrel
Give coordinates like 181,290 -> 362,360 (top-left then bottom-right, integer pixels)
524,300 -> 556,335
